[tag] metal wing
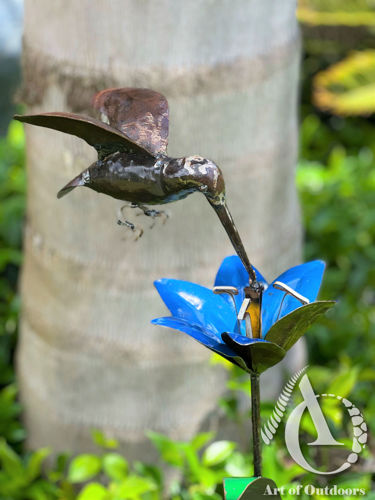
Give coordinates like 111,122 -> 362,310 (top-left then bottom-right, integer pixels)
14,112 -> 155,160
92,88 -> 169,155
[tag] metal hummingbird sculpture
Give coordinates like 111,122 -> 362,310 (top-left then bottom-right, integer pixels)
14,87 -> 258,290
16,89 -> 334,497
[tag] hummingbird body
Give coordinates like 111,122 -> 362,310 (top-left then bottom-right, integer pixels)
64,151 -> 167,204
15,87 -> 257,285
60,149 -> 225,207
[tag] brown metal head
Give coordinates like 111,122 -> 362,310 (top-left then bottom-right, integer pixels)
92,88 -> 169,156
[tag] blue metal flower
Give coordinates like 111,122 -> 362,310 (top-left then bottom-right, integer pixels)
152,256 -> 334,373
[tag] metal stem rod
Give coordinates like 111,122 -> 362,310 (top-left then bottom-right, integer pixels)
250,372 -> 262,477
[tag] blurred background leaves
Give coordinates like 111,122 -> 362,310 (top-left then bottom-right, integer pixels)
299,0 -> 375,115
313,50 -> 375,114
297,0 -> 375,27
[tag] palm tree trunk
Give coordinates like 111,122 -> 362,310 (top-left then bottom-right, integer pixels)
17,0 -> 301,460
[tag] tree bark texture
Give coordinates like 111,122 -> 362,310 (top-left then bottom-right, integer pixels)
17,0 -> 302,460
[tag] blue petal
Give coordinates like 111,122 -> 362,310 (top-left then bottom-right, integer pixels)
222,331 -> 269,346
214,256 -> 268,312
152,316 -> 239,359
154,279 -> 236,335
261,260 -> 326,337
215,255 -> 267,288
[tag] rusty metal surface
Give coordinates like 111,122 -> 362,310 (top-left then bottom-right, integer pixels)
92,88 -> 169,155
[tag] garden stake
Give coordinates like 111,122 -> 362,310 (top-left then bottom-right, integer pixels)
251,372 -> 262,477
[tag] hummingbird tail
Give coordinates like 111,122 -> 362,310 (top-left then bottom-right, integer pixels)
57,170 -> 89,199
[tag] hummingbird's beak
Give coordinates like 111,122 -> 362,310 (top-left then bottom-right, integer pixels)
57,169 -> 89,199
207,199 -> 257,284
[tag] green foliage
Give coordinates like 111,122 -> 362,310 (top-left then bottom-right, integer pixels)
298,0 -> 375,26
0,426 -> 371,499
77,483 -> 107,500
202,441 -> 236,467
313,51 -> 375,115
0,438 -> 57,500
299,1 -> 375,117
0,121 -> 26,462
298,113 -> 375,441
0,120 -> 25,386
147,431 -> 233,496
102,453 -> 128,481
68,454 -> 102,483
0,384 -> 25,444
0,431 -> 160,500
298,121 -> 375,370
261,444 -> 304,492
91,429 -> 119,450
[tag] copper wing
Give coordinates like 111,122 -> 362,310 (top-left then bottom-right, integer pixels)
92,88 -> 169,156
14,111 -> 154,160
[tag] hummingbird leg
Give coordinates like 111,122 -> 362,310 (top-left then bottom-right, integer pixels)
117,205 -> 143,240
135,204 -> 169,226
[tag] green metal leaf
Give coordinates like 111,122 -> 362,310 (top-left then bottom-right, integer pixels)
223,477 -> 281,500
265,301 -> 335,352
221,334 -> 286,374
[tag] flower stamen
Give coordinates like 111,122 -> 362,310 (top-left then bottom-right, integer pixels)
273,281 -> 310,321
213,286 -> 241,331
238,296 -> 261,339
244,312 -> 253,338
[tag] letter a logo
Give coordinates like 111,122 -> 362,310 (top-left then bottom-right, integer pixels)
285,374 -> 348,475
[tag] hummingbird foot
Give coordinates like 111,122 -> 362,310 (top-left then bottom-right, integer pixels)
136,205 -> 169,226
117,205 -> 143,240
